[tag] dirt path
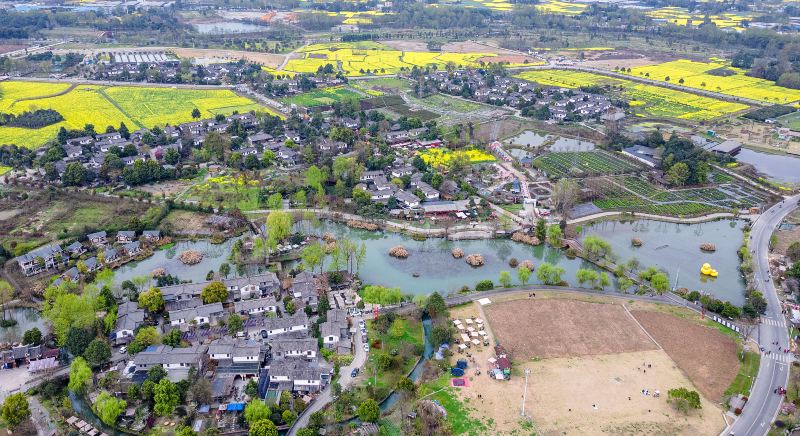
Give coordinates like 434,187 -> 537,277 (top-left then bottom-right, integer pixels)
10,83 -> 77,108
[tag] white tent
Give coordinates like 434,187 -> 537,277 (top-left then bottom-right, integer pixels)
457,324 -> 466,330
465,318 -> 473,325
475,318 -> 483,323
470,331 -> 479,338
488,357 -> 497,364
471,339 -> 481,346
477,298 -> 492,305
461,333 -> 471,342
479,331 -> 488,337
467,326 -> 475,332
453,320 -> 462,326
458,344 -> 468,350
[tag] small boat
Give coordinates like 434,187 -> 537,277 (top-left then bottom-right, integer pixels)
412,272 -> 420,278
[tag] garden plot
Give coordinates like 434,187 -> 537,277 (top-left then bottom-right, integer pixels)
589,176 -> 772,217
533,150 -> 643,178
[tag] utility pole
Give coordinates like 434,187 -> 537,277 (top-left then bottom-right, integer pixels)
521,368 -> 531,416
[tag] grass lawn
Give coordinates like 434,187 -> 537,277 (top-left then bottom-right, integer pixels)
724,350 -> 760,397
778,111 -> 800,130
280,86 -> 362,108
416,372 -> 494,435
421,94 -> 483,113
501,204 -> 524,213
185,174 -> 262,211
364,317 -> 424,391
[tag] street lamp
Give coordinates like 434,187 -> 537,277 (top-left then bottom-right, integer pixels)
521,368 -> 531,416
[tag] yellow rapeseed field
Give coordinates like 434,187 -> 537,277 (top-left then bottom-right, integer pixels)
515,69 -> 748,120
277,42 -> 543,77
627,59 -> 800,104
419,147 -> 496,168
0,81 -> 276,148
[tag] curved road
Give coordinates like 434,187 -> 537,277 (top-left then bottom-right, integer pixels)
726,194 -> 800,436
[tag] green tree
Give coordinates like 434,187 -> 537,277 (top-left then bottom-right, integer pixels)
84,338 -> 112,367
787,241 -> 800,262
282,410 -> 297,425
650,272 -> 669,294
583,235 -> 613,261
65,327 -> 94,358
0,392 -> 31,428
95,391 -> 126,425
249,419 -> 278,436
499,270 -> 512,287
518,266 -> 532,286
201,281 -> 228,304
219,263 -> 231,278
667,387 -> 701,413
192,108 -> 201,118
362,286 -> 403,305
535,219 -> 546,242
357,399 -> 380,422
536,262 -> 565,285
576,268 -> 600,288
1,393 -> 30,429
228,314 -> 243,335
389,319 -> 405,338
266,193 -> 283,209
62,162 -> 87,186
665,162 -> 690,187
162,329 -> 183,347
138,287 -> 164,312
475,280 -> 494,292
266,211 -> 293,245
293,190 -> 307,207
153,379 -> 180,416
44,292 -> 95,346
68,357 -> 92,393
546,224 -> 563,247
599,272 -> 611,289
423,292 -> 447,318
301,243 -> 325,274
22,327 -> 42,346
244,400 -> 271,425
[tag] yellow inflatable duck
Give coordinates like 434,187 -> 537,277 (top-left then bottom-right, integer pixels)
700,263 -> 719,277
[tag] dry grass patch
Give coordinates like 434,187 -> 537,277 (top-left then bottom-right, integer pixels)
484,299 -> 658,359
631,310 -> 739,401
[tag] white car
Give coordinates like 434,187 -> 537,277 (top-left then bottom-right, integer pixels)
363,343 -> 369,353
119,346 -> 127,354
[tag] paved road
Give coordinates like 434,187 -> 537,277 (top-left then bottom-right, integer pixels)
29,395 -> 56,436
725,194 -> 800,436
288,315 -> 368,435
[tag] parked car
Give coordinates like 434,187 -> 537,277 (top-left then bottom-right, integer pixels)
363,343 -> 369,352
119,346 -> 127,354
351,368 -> 359,377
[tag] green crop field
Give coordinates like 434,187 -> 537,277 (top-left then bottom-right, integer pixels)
280,86 -> 362,108
590,176 -> 773,217
777,111 -> 800,130
533,151 -> 643,178
0,81 -> 277,148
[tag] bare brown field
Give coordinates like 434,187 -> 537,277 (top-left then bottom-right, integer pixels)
379,40 -> 428,51
484,299 -> 658,360
170,48 -> 284,68
631,310 -> 739,401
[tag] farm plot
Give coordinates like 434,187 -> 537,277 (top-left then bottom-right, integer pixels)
590,176 -> 772,217
276,42 -> 542,77
533,150 -> 643,178
646,7 -> 757,31
484,298 -> 658,359
419,147 -> 495,167
778,111 -> 800,130
631,310 -> 739,401
515,70 -> 747,120
627,59 -> 800,104
280,86 -> 362,108
0,81 -> 273,148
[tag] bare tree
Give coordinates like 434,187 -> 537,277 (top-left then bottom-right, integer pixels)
551,178 -> 580,216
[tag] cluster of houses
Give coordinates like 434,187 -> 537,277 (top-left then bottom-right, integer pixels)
16,229 -> 160,278
356,166 -> 440,210
424,70 -> 614,121
119,271 -> 354,400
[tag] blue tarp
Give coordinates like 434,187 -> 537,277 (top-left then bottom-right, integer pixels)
227,403 -> 245,411
198,405 -> 210,414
